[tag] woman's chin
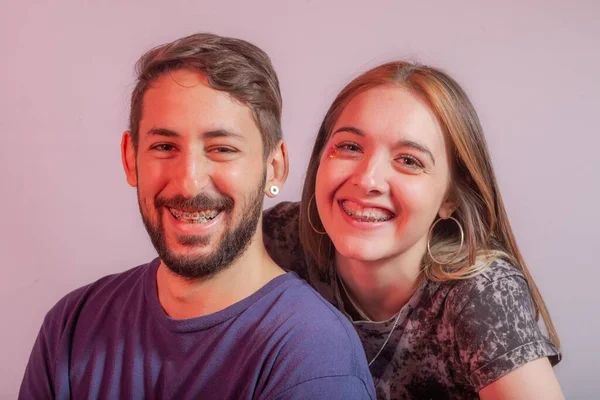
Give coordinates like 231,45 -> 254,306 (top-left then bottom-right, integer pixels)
334,240 -> 388,263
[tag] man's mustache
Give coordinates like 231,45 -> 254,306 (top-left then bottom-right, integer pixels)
155,193 -> 234,211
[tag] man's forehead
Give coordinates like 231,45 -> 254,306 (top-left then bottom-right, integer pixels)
145,69 -> 212,100
158,68 -> 209,88
138,70 -> 262,145
141,72 -> 254,122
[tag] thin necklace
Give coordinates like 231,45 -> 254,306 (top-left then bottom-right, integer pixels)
339,276 -> 373,322
338,277 -> 402,367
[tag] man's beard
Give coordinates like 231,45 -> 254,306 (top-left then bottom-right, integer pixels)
138,173 -> 266,281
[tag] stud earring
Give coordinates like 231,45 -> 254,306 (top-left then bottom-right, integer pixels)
269,185 -> 279,196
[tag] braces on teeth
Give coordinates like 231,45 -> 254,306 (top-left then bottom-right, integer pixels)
346,210 -> 391,222
342,203 -> 393,222
170,208 -> 219,223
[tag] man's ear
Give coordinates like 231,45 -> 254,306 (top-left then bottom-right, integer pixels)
264,140 -> 289,197
121,131 -> 137,187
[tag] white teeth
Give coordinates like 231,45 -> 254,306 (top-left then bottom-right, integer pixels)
168,208 -> 220,223
341,201 -> 394,222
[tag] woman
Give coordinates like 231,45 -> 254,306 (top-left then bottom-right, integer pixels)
263,62 -> 563,399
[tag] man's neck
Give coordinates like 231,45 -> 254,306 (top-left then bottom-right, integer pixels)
335,237 -> 426,322
156,237 -> 284,320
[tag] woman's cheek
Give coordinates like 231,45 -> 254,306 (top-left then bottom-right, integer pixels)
325,146 -> 338,159
394,178 -> 440,215
318,161 -> 351,192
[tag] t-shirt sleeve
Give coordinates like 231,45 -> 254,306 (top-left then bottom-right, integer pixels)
19,286 -> 87,400
262,202 -> 309,279
19,319 -> 55,399
267,375 -> 375,400
19,293 -> 75,400
453,273 -> 561,391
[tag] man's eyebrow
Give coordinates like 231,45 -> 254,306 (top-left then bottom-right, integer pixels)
146,128 -> 180,137
145,128 -> 245,140
202,129 -> 245,140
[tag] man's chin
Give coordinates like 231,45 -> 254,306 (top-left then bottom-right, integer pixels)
163,248 -> 204,261
171,234 -> 212,249
160,250 -> 222,281
162,243 -> 215,265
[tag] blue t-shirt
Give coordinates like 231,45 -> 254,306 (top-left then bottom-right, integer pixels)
20,259 -> 375,399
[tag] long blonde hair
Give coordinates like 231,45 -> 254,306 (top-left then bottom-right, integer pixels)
299,61 -> 560,348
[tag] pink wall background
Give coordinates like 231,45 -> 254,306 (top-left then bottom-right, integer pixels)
1,0 -> 598,397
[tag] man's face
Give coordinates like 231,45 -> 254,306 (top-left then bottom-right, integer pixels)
124,69 -> 268,280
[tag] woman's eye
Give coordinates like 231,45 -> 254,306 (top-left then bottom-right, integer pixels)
335,142 -> 362,153
397,155 -> 424,169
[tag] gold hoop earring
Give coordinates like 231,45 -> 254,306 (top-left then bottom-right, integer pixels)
426,216 -> 464,265
307,194 -> 326,235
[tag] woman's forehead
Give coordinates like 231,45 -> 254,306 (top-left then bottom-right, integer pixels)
332,86 -> 446,151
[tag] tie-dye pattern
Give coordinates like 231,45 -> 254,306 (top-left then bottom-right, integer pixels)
263,202 -> 560,400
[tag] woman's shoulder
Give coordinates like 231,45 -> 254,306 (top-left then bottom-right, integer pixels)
442,258 -> 526,311
431,258 -> 560,391
471,257 -> 524,282
263,201 -> 300,230
263,201 -> 301,250
432,257 -> 536,339
262,201 -> 308,277
263,201 -> 337,299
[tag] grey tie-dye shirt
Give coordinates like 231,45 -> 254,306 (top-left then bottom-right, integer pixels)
263,202 -> 560,400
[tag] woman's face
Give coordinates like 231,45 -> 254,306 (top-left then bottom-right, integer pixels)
315,85 -> 455,264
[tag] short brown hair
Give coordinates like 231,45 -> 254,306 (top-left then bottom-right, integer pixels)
129,33 -> 282,156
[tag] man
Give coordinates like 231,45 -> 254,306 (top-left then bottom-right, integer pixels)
19,33 -> 375,399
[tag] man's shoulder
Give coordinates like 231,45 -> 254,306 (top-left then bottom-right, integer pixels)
267,273 -> 367,363
257,273 -> 374,398
275,273 -> 354,330
43,261 -> 152,329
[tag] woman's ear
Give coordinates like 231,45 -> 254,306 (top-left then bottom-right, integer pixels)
438,191 -> 458,219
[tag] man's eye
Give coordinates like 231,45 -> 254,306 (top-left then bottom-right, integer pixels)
210,147 -> 236,153
152,144 -> 176,152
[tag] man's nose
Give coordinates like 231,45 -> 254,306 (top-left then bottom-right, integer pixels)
173,150 -> 210,198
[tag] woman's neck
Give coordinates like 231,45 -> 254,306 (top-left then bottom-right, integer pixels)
335,241 -> 426,321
